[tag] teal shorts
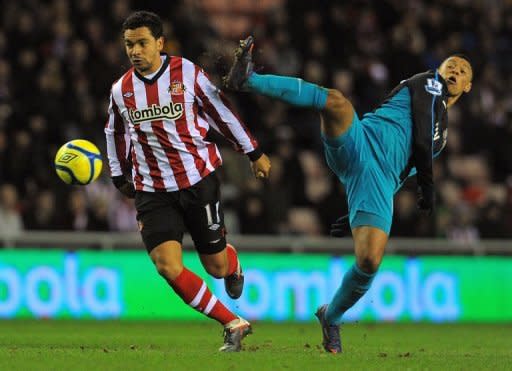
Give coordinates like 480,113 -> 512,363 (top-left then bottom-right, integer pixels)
321,88 -> 413,234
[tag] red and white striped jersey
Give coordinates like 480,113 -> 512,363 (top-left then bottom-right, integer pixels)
105,54 -> 260,192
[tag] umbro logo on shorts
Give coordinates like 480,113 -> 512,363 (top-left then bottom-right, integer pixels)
208,223 -> 220,231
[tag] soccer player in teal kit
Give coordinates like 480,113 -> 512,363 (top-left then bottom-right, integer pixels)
224,36 -> 473,353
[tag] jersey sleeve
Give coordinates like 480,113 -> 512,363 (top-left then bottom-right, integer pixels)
104,90 -> 131,177
407,73 -> 442,194
194,68 -> 262,161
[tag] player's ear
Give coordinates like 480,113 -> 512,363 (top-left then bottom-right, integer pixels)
156,36 -> 164,51
463,81 -> 472,93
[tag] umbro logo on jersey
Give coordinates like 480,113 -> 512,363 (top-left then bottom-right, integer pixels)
123,92 -> 134,98
129,102 -> 184,124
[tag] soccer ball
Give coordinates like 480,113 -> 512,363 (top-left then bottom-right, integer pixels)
54,139 -> 103,185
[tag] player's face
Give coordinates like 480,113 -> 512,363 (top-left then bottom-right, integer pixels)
438,57 -> 472,97
124,27 -> 163,75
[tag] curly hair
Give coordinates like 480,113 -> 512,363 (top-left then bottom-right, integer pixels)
122,11 -> 163,39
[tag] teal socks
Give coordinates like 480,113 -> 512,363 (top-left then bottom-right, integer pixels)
247,73 -> 328,110
326,263 -> 376,324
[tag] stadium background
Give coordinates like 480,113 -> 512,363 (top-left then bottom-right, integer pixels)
0,2 -> 511,368
0,0 -> 511,327
1,0 -> 512,240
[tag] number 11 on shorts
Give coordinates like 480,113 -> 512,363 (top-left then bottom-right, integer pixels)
205,202 -> 221,231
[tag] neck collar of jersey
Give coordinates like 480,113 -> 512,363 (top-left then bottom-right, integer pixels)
433,70 -> 449,93
133,53 -> 169,84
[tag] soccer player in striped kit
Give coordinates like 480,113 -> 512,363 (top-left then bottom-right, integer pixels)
224,36 -> 473,353
104,12 -> 271,352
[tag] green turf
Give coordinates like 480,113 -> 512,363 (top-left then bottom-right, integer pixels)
0,320 -> 511,370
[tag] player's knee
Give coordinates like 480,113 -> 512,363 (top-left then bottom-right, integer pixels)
356,254 -> 382,274
203,262 -> 227,278
154,259 -> 183,280
325,89 -> 352,118
322,89 -> 354,136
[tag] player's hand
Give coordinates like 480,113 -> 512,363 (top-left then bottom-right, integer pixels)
417,185 -> 435,215
330,214 -> 350,237
112,176 -> 136,199
251,153 -> 271,179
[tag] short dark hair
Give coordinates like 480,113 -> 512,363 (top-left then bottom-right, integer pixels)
122,11 -> 163,39
448,53 -> 472,66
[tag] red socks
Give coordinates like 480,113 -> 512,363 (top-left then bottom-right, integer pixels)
170,267 -> 236,325
226,243 -> 240,276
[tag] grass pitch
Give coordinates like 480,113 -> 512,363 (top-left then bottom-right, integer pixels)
0,320 -> 510,370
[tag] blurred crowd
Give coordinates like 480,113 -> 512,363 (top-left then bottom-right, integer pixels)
1,0 -> 512,242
